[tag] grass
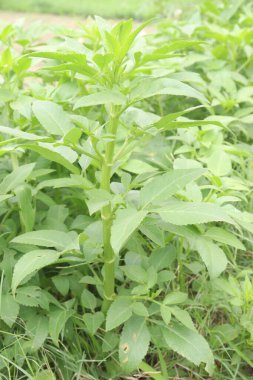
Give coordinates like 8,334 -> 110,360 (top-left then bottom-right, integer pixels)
0,0 -> 148,19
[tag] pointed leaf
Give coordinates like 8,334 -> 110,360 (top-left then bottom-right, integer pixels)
106,298 -> 132,331
140,169 -> 205,209
119,316 -> 150,372
111,208 -> 147,254
12,250 -> 60,293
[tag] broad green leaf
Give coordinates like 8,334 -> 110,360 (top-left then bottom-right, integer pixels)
106,298 -> 132,331
16,286 -> 41,307
81,289 -> 97,310
132,302 -> 149,317
122,265 -> 147,283
204,227 -> 245,250
10,95 -> 33,119
83,312 -> 104,335
26,315 -> 49,350
164,292 -> 188,305
85,189 -> 112,215
149,245 -> 177,271
119,316 -> 150,372
33,100 -> 74,136
139,169 -> 205,209
195,238 -> 228,278
162,323 -> 214,375
12,230 -> 79,251
52,276 -> 70,296
12,250 -> 60,293
74,90 -> 126,109
139,219 -> 165,246
0,163 -> 35,194
156,200 -> 234,225
0,294 -> 19,328
205,150 -> 232,176
49,308 -> 74,346
111,208 -> 147,254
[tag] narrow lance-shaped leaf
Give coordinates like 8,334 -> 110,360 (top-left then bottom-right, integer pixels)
139,169 -> 205,209
24,143 -> 79,174
0,163 -> 35,194
0,125 -> 46,141
74,90 -> 126,109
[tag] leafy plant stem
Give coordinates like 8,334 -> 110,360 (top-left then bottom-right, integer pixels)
101,105 -> 119,312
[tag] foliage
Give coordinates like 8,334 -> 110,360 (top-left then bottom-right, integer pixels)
0,1 -> 253,379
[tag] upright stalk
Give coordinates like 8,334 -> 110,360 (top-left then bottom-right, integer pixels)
101,105 -> 119,312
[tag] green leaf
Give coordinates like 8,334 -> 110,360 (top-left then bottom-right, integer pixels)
130,78 -> 207,104
85,189 -> 112,215
0,163 -> 35,194
164,292 -> 188,305
0,294 -> 19,328
106,298 -> 132,331
49,308 -> 74,346
160,305 -> 171,324
33,100 -> 74,136
156,200 -> 233,225
122,265 -> 147,283
11,230 -> 79,251
205,150 -> 232,177
132,302 -> 149,317
26,315 -> 49,350
195,238 -> 228,278
74,90 -> 126,109
204,227 -> 245,250
24,143 -> 79,174
149,245 -> 177,271
15,184 -> 35,232
12,250 -> 60,293
16,286 -> 41,307
83,312 -> 104,335
119,316 -> 150,373
170,306 -> 195,331
52,276 -> 69,296
153,119 -> 222,131
0,125 -> 44,141
36,370 -> 56,380
81,289 -> 97,310
111,208 -> 147,254
139,169 -> 205,209
162,323 -> 214,375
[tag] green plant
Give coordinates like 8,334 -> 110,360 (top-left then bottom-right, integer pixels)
0,2 -> 253,378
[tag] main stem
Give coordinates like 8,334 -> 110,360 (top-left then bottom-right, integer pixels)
101,105 -> 119,313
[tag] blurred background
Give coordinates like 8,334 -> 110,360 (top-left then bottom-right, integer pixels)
0,0 -> 197,20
